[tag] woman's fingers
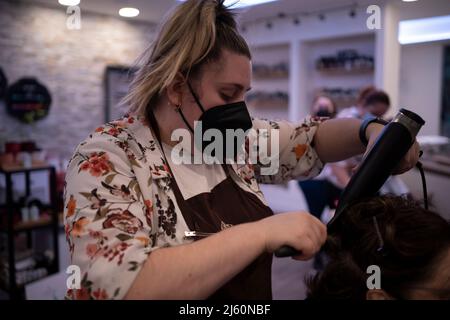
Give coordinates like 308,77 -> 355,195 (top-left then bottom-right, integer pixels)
392,141 -> 420,174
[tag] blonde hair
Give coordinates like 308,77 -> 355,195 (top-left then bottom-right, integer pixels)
124,0 -> 251,117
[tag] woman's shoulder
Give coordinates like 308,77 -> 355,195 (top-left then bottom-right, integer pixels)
67,114 -> 157,173
76,114 -> 155,151
89,114 -> 148,142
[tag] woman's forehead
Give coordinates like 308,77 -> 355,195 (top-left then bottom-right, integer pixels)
204,51 -> 251,85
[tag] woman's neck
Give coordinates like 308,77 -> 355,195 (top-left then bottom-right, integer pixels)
151,101 -> 188,148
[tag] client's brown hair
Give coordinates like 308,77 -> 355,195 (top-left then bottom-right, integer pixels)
306,196 -> 450,299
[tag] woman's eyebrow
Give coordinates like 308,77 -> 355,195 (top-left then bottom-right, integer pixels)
218,83 -> 251,92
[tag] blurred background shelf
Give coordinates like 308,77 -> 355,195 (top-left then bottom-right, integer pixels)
0,166 -> 59,300
316,66 -> 374,75
11,216 -> 52,233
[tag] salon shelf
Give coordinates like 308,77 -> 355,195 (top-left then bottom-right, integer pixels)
0,166 -> 59,299
13,216 -> 52,232
0,163 -> 51,174
0,217 -> 53,234
316,66 -> 374,75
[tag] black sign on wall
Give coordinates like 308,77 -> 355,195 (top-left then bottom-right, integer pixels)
0,67 -> 7,99
5,78 -> 52,124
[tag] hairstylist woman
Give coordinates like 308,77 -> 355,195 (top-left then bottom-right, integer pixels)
64,0 -> 420,300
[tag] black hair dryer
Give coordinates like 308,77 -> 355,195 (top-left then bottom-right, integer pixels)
275,108 -> 425,258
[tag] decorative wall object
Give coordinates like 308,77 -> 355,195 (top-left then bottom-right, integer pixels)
104,66 -> 136,122
5,78 -> 51,124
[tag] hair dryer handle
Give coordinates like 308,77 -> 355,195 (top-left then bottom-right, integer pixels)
274,245 -> 301,258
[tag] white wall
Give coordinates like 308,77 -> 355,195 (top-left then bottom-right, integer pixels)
399,41 -> 447,136
394,0 -> 450,136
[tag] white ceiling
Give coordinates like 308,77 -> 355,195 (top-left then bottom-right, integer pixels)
27,0 -> 385,25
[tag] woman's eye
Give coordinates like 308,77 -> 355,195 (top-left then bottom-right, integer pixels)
220,93 -> 233,101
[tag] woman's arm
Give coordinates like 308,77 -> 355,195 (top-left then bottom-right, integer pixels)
125,211 -> 326,299
313,118 -> 365,163
313,118 -> 419,174
124,221 -> 264,299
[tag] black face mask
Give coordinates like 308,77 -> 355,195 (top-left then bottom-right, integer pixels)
316,108 -> 333,118
174,82 -> 252,162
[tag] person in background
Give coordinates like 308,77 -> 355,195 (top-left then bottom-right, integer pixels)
362,90 -> 390,119
338,86 -> 391,121
333,87 -> 410,197
306,195 -> 450,300
311,95 -> 337,119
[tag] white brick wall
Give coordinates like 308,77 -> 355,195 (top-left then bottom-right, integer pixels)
0,0 -> 155,160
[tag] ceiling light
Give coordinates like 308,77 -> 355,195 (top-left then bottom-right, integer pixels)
58,0 -> 80,6
402,0 -> 418,2
119,7 -> 140,18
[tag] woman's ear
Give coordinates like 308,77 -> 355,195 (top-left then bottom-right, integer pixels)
366,289 -> 394,300
166,72 -> 187,107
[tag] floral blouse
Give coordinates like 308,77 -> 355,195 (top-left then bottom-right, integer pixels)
63,115 -> 324,300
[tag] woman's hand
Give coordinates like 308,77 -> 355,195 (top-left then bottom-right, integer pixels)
257,212 -> 327,261
365,123 -> 421,174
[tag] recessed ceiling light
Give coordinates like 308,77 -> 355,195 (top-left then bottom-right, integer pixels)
178,0 -> 278,8
402,0 -> 418,2
119,7 -> 140,18
58,0 -> 80,6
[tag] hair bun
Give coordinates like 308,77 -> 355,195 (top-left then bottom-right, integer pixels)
214,0 -> 238,28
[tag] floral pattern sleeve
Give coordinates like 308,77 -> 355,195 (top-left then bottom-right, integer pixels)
64,124 -> 156,300
252,117 -> 325,184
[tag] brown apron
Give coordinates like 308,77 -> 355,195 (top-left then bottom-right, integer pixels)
148,111 -> 274,299
170,163 -> 274,300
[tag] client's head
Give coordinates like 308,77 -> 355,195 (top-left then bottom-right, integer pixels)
307,196 -> 450,300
